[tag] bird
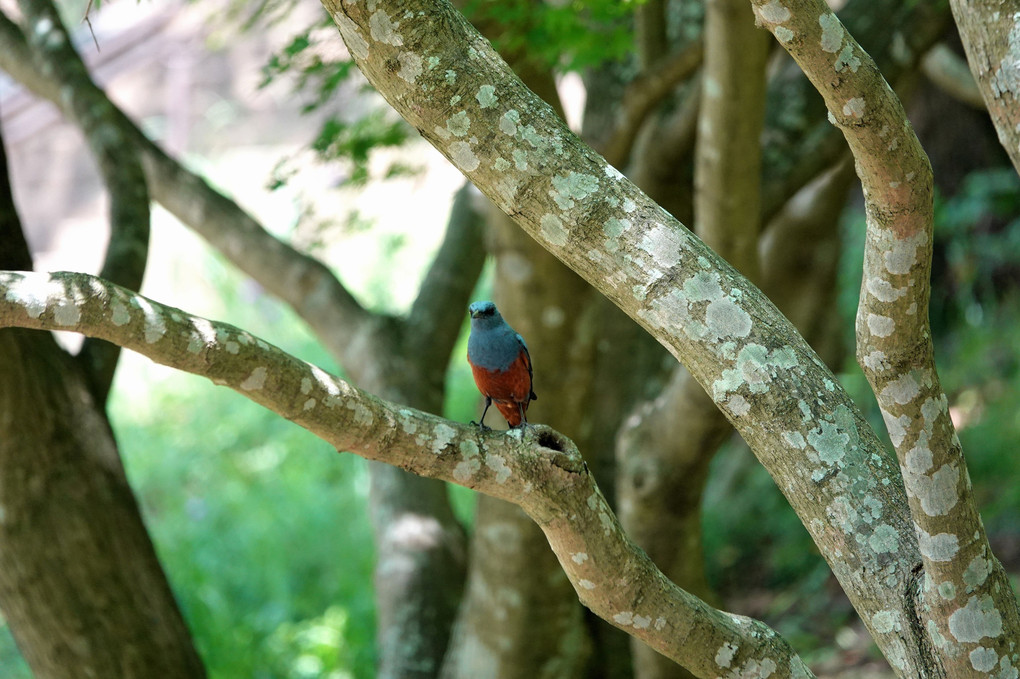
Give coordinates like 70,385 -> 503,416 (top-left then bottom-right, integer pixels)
466,301 -> 537,429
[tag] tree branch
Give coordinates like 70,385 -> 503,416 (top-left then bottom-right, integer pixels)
599,38 -> 704,169
921,43 -> 985,110
318,0 -> 974,672
16,0 -> 151,404
950,1 -> 1020,175
0,269 -> 816,679
751,0 -> 1020,674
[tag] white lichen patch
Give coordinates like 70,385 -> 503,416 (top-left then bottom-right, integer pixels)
705,298 -> 752,339
871,610 -> 900,634
397,52 -> 422,83
541,214 -> 569,247
110,297 -> 131,326
447,111 -> 471,136
868,523 -> 899,554
880,373 -> 920,405
712,344 -> 799,401
136,298 -> 166,343
756,0 -> 791,23
638,224 -> 684,270
990,16 -> 1020,97
449,141 -> 480,171
632,615 -> 651,629
835,43 -> 861,72
453,457 -> 481,482
485,454 -> 512,484
783,431 -> 807,449
499,109 -> 520,136
862,350 -> 889,372
224,340 -> 240,355
970,647 -> 998,672
883,231 -> 926,274
578,579 -> 596,590
715,642 -> 738,668
963,553 -> 994,592
683,271 -> 725,302
368,9 -> 403,46
727,394 -> 750,416
476,84 -> 497,108
842,97 -> 866,119
240,366 -> 268,391
613,611 -> 634,625
866,277 -> 907,302
819,13 -> 843,53
571,552 -> 589,564
512,148 -> 528,171
432,423 -> 457,454
550,172 -> 599,210
867,313 -> 894,337
881,409 -> 910,447
301,377 -> 313,395
348,402 -> 373,426
303,398 -> 316,411
53,287 -> 81,326
948,595 -> 1004,643
774,26 -> 794,43
917,525 -> 959,562
938,580 -> 957,600
726,658 -> 777,679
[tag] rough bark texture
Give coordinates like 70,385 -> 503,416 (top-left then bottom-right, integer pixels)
0,270 -> 817,679
0,331 -> 207,679
950,0 -> 1020,175
752,0 -> 1020,674
319,0 -> 1017,673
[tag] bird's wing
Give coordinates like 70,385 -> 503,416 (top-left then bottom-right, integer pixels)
516,333 -> 537,400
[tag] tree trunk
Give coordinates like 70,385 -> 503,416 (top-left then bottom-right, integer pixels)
0,330 -> 206,679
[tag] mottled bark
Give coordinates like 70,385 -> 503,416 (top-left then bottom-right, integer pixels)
620,3 -> 770,676
319,0 -> 987,673
950,1 -> 1020,175
752,0 -> 1020,674
0,270 -> 817,678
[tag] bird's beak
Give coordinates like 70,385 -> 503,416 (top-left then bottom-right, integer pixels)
469,309 -> 479,319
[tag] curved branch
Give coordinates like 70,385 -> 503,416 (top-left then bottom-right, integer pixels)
752,0 -> 1020,674
17,0 -> 151,404
0,269 -> 815,679
600,38 -> 704,169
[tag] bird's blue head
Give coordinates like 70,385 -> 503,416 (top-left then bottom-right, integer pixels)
468,301 -> 502,329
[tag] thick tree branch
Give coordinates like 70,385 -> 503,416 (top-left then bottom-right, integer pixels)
751,0 -> 1020,674
0,270 -> 816,679
319,0 -> 990,673
17,0 -> 151,404
950,1 -> 1020,175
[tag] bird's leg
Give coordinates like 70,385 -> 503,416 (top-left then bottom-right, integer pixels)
472,396 -> 493,431
514,401 -> 529,429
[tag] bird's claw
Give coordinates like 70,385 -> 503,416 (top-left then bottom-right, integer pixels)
470,420 -> 492,431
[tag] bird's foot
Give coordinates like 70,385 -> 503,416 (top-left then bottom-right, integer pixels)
470,420 -> 492,432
